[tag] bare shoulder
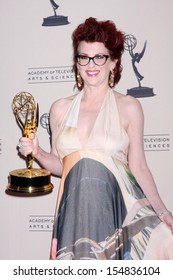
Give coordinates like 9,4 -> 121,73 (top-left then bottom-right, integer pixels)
49,93 -> 77,127
50,92 -> 78,115
113,91 -> 144,131
114,91 -> 143,116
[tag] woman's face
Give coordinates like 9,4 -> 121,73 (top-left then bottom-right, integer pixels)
77,41 -> 116,88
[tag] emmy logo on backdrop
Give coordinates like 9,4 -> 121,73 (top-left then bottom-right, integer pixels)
42,0 -> 70,26
40,113 -> 51,136
6,92 -> 53,196
124,34 -> 154,98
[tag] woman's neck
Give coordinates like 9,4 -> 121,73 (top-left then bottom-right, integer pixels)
82,85 -> 110,101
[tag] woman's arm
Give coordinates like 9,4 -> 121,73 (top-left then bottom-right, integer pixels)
126,96 -> 173,232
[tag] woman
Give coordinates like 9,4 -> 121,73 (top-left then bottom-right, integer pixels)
18,17 -> 173,260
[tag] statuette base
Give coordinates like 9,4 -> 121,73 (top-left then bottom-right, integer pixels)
7,168 -> 53,196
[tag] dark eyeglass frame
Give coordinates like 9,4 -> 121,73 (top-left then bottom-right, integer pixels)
76,54 -> 109,66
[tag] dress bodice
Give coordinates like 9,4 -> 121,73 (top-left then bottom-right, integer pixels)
55,88 -> 129,164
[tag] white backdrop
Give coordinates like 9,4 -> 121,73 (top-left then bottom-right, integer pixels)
0,0 -> 173,259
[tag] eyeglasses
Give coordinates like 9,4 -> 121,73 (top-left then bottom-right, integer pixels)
76,54 -> 109,66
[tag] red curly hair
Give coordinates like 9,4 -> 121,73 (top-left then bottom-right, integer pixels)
72,17 -> 124,90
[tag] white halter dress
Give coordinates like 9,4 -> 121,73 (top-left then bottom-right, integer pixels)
51,88 -> 173,260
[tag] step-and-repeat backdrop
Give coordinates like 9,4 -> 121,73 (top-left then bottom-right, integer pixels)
0,0 -> 173,259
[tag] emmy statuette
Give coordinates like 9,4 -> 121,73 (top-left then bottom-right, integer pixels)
124,34 -> 154,98
6,92 -> 53,196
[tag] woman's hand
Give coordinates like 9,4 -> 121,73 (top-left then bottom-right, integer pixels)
17,132 -> 39,157
159,211 -> 173,235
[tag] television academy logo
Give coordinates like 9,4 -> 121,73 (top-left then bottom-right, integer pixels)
27,66 -> 75,84
29,215 -> 54,232
144,134 -> 170,152
124,34 -> 154,98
